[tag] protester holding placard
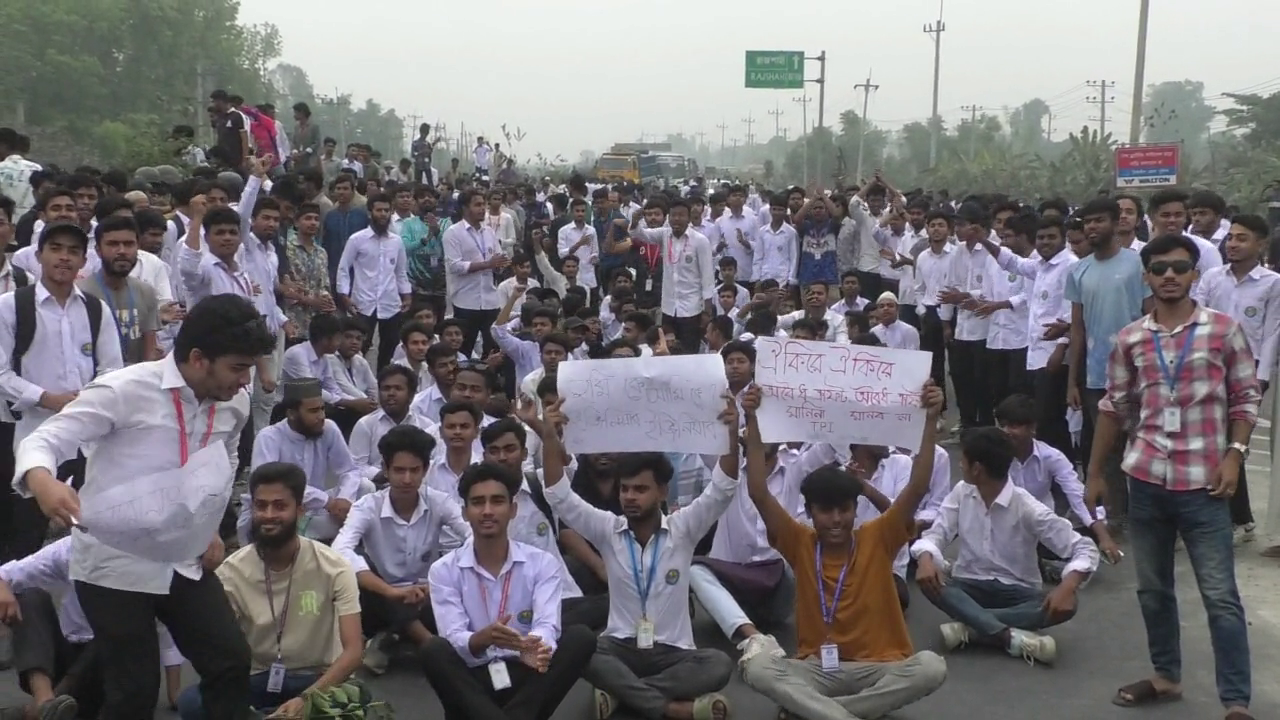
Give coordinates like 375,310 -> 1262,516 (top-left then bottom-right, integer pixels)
737,381 -> 948,720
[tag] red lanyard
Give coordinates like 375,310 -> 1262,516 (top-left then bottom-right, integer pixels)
171,389 -> 217,466
478,568 -> 514,624
219,265 -> 252,297
666,233 -> 689,265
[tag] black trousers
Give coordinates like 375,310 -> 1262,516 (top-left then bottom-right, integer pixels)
75,572 -> 251,720
561,595 -> 609,632
663,313 -> 703,356
453,307 -> 500,359
1031,365 -> 1073,461
9,453 -> 85,562
359,587 -> 437,637
987,347 -> 1029,411
918,307 -> 949,410
421,624 -> 596,720
361,311 -> 404,372
949,339 -> 992,428
0,421 -> 17,561
856,270 -> 883,304
11,589 -> 103,717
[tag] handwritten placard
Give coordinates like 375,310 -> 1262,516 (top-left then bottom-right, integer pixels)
754,337 -> 932,451
558,355 -> 729,455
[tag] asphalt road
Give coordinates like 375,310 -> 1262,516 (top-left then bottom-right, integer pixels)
2,423 -> 1278,719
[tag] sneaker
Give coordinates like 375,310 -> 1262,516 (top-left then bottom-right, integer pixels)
593,688 -> 617,720
362,632 -> 392,675
1234,523 -> 1257,546
1007,629 -> 1056,665
36,696 -> 78,720
939,622 -> 971,651
1038,558 -> 1065,585
736,633 -> 785,668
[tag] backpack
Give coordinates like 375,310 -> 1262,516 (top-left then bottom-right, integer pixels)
524,471 -> 558,536
10,286 -> 102,419
10,266 -> 27,289
170,214 -> 187,241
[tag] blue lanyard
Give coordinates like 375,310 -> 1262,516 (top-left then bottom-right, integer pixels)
1151,324 -> 1198,397
468,224 -> 489,260
626,532 -> 663,618
816,542 -> 854,626
95,272 -> 137,349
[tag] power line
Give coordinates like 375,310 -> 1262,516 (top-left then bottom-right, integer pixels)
767,102 -> 785,140
923,0 -> 946,168
741,112 -> 756,147
1085,79 -> 1116,136
960,104 -> 984,157
854,75 -> 880,181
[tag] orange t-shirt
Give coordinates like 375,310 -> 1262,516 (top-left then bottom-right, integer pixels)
773,503 -> 914,662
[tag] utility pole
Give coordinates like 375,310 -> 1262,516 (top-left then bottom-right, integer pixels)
923,0 -> 946,168
730,138 -> 740,165
1129,0 -> 1150,144
793,95 -> 812,186
716,121 -> 728,159
768,102 -> 784,140
742,112 -> 756,147
1045,112 -> 1055,142
960,104 -> 985,158
853,75 -> 880,182
694,130 -> 707,162
810,51 -> 828,129
1086,80 -> 1116,136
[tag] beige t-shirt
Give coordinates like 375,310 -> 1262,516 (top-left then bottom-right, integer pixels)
217,538 -> 360,673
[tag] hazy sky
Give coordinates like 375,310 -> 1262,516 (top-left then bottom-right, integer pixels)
240,0 -> 1280,158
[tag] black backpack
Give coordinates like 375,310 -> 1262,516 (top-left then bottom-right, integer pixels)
11,266 -> 28,289
170,214 -> 187,242
524,471 -> 558,536
9,286 -> 103,419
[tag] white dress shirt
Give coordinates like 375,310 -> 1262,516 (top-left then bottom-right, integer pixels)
853,454 -> 915,578
348,409 -> 435,479
336,228 -> 411,319
912,481 -> 1100,590
753,223 -> 798,287
556,223 -> 599,290
251,419 -> 364,510
328,353 -> 377,401
913,243 -> 956,320
444,222 -> 503,311
333,484 -> 471,585
491,324 -> 543,386
710,445 -> 834,564
497,276 -> 541,309
281,341 -> 350,404
409,384 -> 448,424
429,539 -> 563,667
1008,439 -> 1102,527
178,245 -> 255,309
12,354 -> 249,594
241,235 -> 288,335
985,263 -> 1029,351
0,283 -> 125,448
484,211 -> 518,256
511,470 -> 582,599
544,465 -> 738,649
1193,263 -> 1280,381
946,241 -> 996,341
871,320 -> 920,350
631,226 -> 716,318
995,247 -> 1076,371
715,211 -> 759,282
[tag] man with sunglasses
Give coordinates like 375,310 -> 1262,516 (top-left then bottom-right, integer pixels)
1086,232 -> 1259,718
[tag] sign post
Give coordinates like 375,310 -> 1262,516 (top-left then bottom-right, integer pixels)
1114,144 -> 1181,189
745,51 -> 805,90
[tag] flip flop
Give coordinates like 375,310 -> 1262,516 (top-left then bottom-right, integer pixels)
1111,679 -> 1182,707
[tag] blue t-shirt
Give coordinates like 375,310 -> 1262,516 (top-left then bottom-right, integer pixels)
1063,248 -> 1151,389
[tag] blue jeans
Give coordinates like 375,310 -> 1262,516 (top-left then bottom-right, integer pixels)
177,669 -> 320,719
1128,478 -> 1250,708
928,577 -> 1069,637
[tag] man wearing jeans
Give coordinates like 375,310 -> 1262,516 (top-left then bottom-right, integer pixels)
1087,233 -> 1258,718
912,427 -> 1099,666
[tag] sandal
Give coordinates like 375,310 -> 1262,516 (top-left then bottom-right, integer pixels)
692,692 -> 730,720
1111,679 -> 1183,707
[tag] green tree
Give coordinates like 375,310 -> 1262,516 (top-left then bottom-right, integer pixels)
1008,98 -> 1050,152
1221,90 -> 1280,147
1141,80 -> 1214,164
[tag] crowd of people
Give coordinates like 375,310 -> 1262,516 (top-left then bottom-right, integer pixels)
0,85 -> 1266,720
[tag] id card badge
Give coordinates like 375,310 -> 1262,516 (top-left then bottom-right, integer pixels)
636,619 -> 656,649
1162,407 -> 1181,433
819,643 -> 840,671
266,662 -> 287,693
429,255 -> 440,268
488,659 -> 512,691
644,277 -> 654,293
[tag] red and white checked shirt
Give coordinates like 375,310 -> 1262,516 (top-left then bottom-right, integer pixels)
1099,305 -> 1260,491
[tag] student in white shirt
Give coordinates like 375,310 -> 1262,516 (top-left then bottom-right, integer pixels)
912,428 -> 1100,666
492,286 -> 557,388
628,198 -> 716,355
335,193 -> 412,371
557,199 -> 599,296
13,294 -> 274,719
831,270 -> 870,315
870,292 -> 920,350
483,190 -> 518,257
243,378 -> 374,543
539,397 -> 739,720
280,313 -> 375,433
349,364 -> 435,480
327,316 -> 377,403
444,190 -> 509,358
777,282 -> 850,344
333,425 -> 471,674
422,461 -> 597,720
409,343 -> 457,422
496,252 -> 541,309
1192,213 -> 1280,546
425,401 -> 484,504
0,222 -> 125,560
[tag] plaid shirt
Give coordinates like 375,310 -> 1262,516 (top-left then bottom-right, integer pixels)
1100,305 -> 1260,490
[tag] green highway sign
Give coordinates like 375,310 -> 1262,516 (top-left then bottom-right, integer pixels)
745,51 -> 805,89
